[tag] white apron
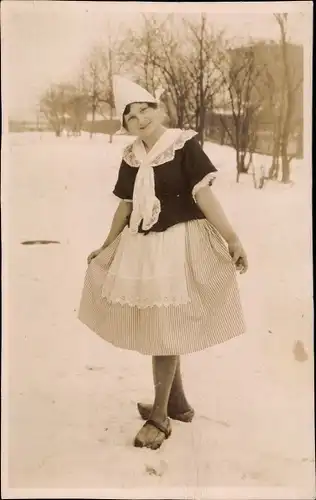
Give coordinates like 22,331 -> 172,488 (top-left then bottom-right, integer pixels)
101,129 -> 192,308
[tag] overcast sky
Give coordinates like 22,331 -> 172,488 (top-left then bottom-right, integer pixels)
2,1 -> 311,120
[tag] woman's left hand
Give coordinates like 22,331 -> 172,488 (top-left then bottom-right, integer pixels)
228,236 -> 248,274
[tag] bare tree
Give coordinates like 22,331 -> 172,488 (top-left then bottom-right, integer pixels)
214,44 -> 264,182
182,14 -> 224,146
150,19 -> 193,129
107,34 -> 115,143
40,86 -> 65,137
40,83 -> 89,137
271,13 -> 303,183
263,64 -> 283,180
120,13 -> 223,146
121,14 -> 192,129
79,47 -> 108,139
78,29 -> 126,141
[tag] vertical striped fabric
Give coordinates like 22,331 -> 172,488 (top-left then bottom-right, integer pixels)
78,219 -> 246,355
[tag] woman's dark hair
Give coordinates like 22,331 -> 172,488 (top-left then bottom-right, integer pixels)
122,102 -> 158,129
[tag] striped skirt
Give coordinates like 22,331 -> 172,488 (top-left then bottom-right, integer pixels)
78,219 -> 246,355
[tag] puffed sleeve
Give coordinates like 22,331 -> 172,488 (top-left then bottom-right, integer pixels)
182,137 -> 218,201
112,160 -> 136,202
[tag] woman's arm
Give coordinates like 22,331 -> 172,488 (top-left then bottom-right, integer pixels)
195,186 -> 237,244
195,186 -> 248,273
101,200 -> 132,248
87,200 -> 132,265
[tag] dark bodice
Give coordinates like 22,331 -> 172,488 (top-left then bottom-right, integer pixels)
113,136 -> 217,234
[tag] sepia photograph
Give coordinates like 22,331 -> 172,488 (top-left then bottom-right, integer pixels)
1,1 -> 314,499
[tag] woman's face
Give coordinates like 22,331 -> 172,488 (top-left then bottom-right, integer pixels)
123,103 -> 163,138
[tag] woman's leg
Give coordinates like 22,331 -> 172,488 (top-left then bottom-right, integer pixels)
134,355 -> 177,448
167,356 -> 192,413
151,355 -> 178,420
137,356 -> 194,421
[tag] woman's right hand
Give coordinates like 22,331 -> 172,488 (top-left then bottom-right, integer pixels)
227,236 -> 248,274
87,247 -> 104,265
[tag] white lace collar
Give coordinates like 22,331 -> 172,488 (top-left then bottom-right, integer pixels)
123,128 -> 197,168
126,128 -> 197,233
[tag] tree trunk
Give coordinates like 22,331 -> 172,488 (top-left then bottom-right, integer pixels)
296,130 -> 303,158
108,38 -> 113,144
220,124 -> 225,145
239,151 -> 249,173
109,105 -> 113,144
281,152 -> 290,183
195,107 -> 199,134
280,96 -> 294,183
269,120 -> 281,179
199,106 -> 205,147
269,157 -> 280,180
269,155 -> 278,180
179,98 -> 185,129
236,149 -> 241,183
276,14 -> 294,184
259,166 -> 265,189
235,123 -> 248,180
90,103 -> 96,139
281,125 -> 291,183
54,118 -> 62,137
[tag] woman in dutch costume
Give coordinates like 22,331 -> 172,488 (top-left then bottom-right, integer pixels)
78,75 -> 248,450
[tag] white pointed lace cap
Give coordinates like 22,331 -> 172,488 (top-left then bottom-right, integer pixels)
113,75 -> 162,132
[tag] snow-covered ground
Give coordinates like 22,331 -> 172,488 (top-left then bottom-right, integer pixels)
2,132 -> 314,499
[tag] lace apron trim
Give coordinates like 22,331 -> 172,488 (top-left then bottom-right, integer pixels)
101,223 -> 190,308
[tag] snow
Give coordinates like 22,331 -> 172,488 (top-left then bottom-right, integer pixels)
2,132 -> 314,499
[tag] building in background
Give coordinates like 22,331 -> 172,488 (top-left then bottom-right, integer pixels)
206,41 -> 303,158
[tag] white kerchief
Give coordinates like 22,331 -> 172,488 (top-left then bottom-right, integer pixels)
129,128 -> 184,233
